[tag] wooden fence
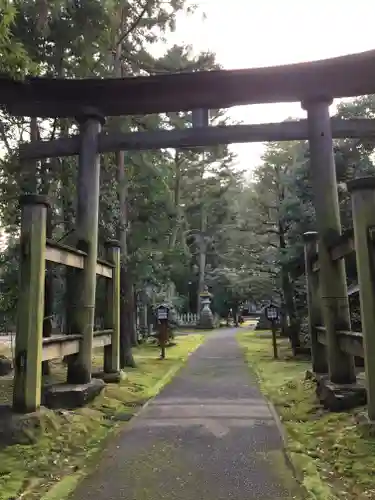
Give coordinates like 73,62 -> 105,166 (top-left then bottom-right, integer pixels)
176,313 -> 198,327
302,176 -> 375,420
13,194 -> 120,413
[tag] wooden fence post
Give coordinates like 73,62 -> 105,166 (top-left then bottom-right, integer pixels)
347,177 -> 375,420
13,194 -> 48,413
303,99 -> 355,384
104,240 -> 121,374
67,109 -> 104,384
303,231 -> 328,374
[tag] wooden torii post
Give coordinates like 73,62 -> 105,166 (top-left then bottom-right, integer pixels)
66,109 -> 105,384
302,99 -> 356,385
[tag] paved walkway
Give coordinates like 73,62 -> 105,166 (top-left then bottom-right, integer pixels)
71,329 -> 306,499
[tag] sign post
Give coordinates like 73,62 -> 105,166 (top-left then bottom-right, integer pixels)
265,303 -> 280,359
156,304 -> 170,359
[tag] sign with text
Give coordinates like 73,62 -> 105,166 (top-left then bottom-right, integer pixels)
265,304 -> 279,322
156,305 -> 169,321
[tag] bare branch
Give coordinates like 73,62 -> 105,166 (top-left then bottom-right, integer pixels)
49,118 -> 58,141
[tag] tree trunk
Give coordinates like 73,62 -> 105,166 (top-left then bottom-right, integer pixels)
60,119 -> 81,372
279,303 -> 289,337
113,30 -> 136,367
42,207 -> 54,375
137,291 -> 147,342
40,143 -> 57,376
279,221 -> 300,353
169,151 -> 182,250
64,200 -> 77,339
197,205 -> 207,316
117,147 -> 136,367
120,267 -> 136,367
281,266 -> 300,352
233,304 -> 239,327
132,286 -> 138,346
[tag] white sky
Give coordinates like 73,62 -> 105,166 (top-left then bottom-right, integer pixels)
157,0 -> 375,174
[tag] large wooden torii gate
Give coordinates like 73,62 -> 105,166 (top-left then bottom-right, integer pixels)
3,49 -> 375,418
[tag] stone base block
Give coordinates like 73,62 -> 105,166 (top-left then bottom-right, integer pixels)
43,379 -> 105,410
92,371 -> 126,384
316,375 -> 367,412
198,307 -> 214,329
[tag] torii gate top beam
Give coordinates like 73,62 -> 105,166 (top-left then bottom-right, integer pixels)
2,50 -> 375,118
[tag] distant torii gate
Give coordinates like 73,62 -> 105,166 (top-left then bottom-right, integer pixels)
3,49 -> 375,417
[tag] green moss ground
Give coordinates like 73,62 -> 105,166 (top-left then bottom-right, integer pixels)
237,329 -> 375,500
0,334 -> 204,500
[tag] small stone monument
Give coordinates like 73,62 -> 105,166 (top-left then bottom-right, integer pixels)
198,286 -> 214,329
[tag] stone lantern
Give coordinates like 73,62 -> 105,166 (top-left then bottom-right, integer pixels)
198,286 -> 214,329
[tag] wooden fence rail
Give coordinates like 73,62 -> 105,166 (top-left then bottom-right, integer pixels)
315,327 -> 364,358
310,231 -> 355,272
45,239 -> 114,278
41,330 -> 112,361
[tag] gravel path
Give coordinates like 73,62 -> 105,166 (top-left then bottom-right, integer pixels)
70,328 -> 306,499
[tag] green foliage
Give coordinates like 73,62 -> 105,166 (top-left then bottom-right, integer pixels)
0,0 -> 241,327
0,1 -> 33,77
0,239 -> 18,331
